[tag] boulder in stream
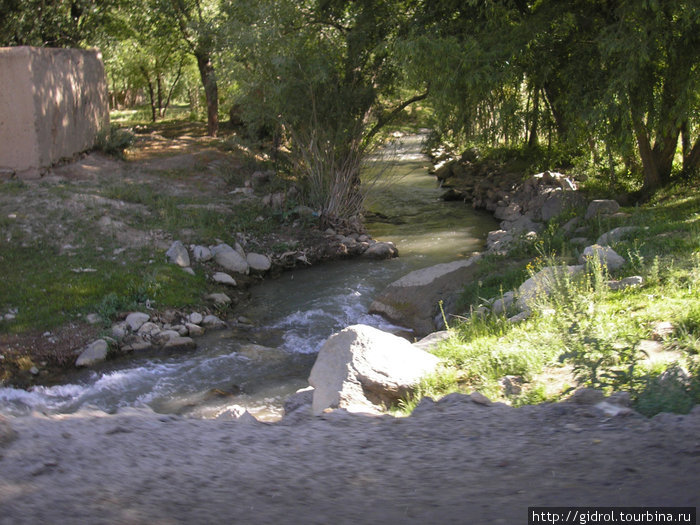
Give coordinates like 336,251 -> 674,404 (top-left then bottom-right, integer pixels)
308,324 -> 440,415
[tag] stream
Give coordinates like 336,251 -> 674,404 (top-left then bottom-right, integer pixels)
0,134 -> 497,421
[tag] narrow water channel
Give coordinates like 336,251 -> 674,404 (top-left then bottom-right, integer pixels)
0,134 -> 497,421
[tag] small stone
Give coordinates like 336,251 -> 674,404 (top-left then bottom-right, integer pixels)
470,392 -> 493,406
185,323 -> 204,336
188,312 -> 203,325
212,272 -> 237,286
29,366 -> 40,375
205,293 -> 231,305
585,199 -> 620,220
508,311 -> 530,324
76,339 -> 109,367
651,321 -> 675,341
173,325 -> 189,336
125,312 -> 150,332
247,253 -> 271,272
569,388 -> 605,405
362,241 -> 398,259
607,276 -> 643,291
153,330 -> 180,344
111,322 -> 128,340
162,336 -> 196,351
215,250 -> 249,275
202,315 -> 226,327
192,245 -> 213,262
166,240 -> 190,268
137,322 -> 161,338
580,244 -> 626,270
182,267 -> 195,276
86,313 -> 101,325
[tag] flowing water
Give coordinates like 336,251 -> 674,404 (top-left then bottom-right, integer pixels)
0,134 -> 497,421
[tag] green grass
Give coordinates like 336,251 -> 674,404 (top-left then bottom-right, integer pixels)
401,179 -> 700,417
0,241 -> 207,333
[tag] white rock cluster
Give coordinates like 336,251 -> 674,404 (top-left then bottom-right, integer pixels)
75,309 -> 226,368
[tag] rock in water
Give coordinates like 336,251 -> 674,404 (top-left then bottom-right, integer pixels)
369,255 -> 481,337
308,324 -> 440,415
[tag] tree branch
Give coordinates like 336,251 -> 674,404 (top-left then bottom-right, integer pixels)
363,88 -> 430,146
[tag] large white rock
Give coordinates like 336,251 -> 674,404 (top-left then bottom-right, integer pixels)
166,240 -> 190,267
215,249 -> 249,274
369,255 -> 481,337
308,324 -> 440,415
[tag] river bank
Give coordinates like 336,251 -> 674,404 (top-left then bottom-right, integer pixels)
0,123 -> 402,388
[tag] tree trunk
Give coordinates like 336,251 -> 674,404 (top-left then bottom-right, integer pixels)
140,66 -> 157,123
195,50 -> 218,137
630,102 -> 678,192
528,86 -> 539,148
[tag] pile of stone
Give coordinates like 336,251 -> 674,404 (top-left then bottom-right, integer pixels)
75,309 -> 226,368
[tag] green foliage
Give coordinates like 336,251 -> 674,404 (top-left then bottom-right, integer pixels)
95,126 -> 135,159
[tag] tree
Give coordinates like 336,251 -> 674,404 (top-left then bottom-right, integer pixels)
222,0 -> 428,226
160,0 -> 221,136
406,0 -> 700,192
0,0 -> 114,47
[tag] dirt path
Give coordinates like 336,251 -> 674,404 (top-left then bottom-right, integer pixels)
1,394 -> 698,524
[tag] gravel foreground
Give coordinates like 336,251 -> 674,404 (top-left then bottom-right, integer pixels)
1,395 -> 698,524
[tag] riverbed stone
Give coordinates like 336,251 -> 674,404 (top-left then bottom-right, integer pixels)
192,245 -> 213,262
162,336 -> 196,351
202,314 -> 226,328
137,322 -> 161,338
212,272 -> 237,286
187,312 -> 203,325
308,324 -> 440,415
125,312 -> 150,332
111,322 -> 128,341
247,253 -> 271,272
76,339 -> 109,367
362,241 -> 398,260
185,323 -> 204,336
369,255 -> 481,337
205,293 -> 231,306
215,249 -> 249,275
580,244 -> 626,270
166,240 -> 190,268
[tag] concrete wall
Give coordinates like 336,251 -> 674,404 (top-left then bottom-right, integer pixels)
0,46 -> 109,177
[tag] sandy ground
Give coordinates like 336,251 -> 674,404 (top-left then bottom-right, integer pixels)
1,394 -> 698,524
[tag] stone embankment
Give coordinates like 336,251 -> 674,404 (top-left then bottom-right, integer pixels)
369,156 -> 646,338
